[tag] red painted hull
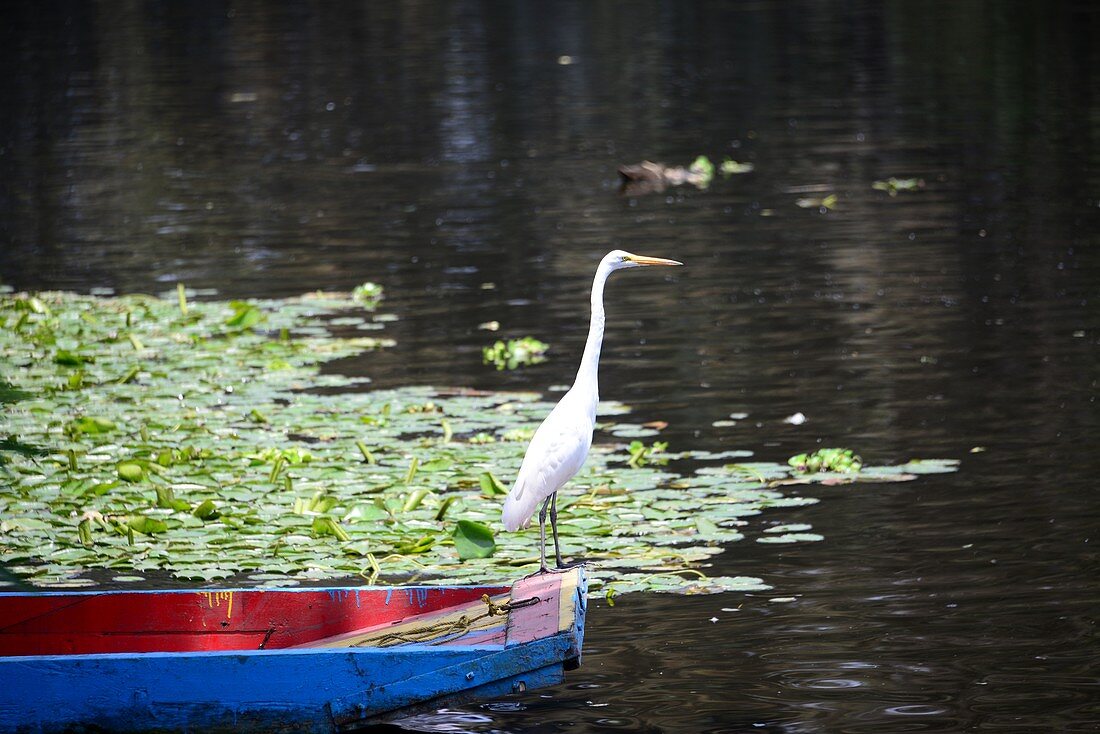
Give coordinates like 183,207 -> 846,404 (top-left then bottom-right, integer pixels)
0,584 -> 507,656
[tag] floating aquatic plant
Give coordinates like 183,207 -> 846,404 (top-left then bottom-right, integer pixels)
482,337 -> 549,370
788,448 -> 862,474
720,158 -> 754,175
453,520 -> 495,560
0,291 -> 958,595
796,193 -> 838,210
352,282 -> 384,307
626,440 -> 669,468
689,155 -> 715,188
872,177 -> 924,196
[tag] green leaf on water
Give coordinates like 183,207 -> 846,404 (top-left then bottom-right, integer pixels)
19,295 -> 50,314
127,516 -> 168,535
344,503 -> 389,523
356,441 -> 376,464
764,523 -> 813,533
0,381 -> 32,404
225,301 -> 264,330
77,519 -> 93,548
67,416 -> 116,435
453,520 -> 495,560
154,486 -> 189,511
479,472 -> 508,496
720,158 -> 754,175
312,517 -> 351,542
695,517 -> 719,537
116,365 -> 141,385
419,458 -> 453,472
402,487 -> 431,513
393,535 -> 435,555
117,462 -> 144,483
177,282 -> 189,315
757,532 -> 824,544
404,456 -> 420,484
193,500 -> 220,521
896,459 -> 961,474
352,282 -> 384,307
342,540 -> 372,557
434,496 -> 459,521
54,350 -> 91,366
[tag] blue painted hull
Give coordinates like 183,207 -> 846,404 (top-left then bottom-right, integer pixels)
2,639 -> 570,731
0,569 -> 587,732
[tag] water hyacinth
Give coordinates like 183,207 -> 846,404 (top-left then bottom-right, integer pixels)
0,291 -> 957,595
482,337 -> 549,370
788,448 -> 862,474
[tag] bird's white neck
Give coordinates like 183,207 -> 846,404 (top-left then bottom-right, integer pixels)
573,262 -> 609,397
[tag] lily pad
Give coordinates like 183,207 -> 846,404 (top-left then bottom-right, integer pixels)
453,520 -> 496,560
756,532 -> 824,544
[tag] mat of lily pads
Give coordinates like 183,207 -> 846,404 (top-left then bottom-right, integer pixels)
0,289 -> 958,595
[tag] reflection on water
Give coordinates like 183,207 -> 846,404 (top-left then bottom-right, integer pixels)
2,1 -> 1098,731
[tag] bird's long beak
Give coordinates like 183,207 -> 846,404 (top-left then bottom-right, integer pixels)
626,254 -> 683,267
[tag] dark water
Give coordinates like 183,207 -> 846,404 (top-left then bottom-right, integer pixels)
3,1 -> 1099,731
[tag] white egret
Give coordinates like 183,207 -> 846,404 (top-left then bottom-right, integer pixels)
501,250 -> 682,572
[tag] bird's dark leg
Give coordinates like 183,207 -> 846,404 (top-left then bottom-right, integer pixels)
552,491 -> 591,571
537,496 -> 552,574
527,494 -> 587,578
550,491 -> 564,568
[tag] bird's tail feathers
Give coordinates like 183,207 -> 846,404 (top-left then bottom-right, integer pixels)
501,479 -> 536,532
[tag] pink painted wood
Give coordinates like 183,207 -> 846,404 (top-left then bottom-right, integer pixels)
505,572 -> 565,646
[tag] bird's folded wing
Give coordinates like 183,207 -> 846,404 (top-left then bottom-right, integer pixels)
502,415 -> 593,531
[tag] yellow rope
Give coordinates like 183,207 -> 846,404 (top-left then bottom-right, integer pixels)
359,593 -> 542,648
371,613 -> 483,647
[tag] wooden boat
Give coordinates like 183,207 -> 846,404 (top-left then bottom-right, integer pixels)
0,567 -> 586,732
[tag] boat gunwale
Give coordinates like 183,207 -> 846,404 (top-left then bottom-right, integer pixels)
0,640 -> 518,664
0,583 -> 511,599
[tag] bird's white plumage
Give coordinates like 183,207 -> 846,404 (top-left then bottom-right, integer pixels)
501,388 -> 595,531
500,250 -> 682,562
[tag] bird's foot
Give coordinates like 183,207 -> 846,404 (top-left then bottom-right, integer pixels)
523,560 -> 587,579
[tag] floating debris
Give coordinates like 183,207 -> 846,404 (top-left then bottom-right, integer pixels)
872,177 -> 924,196
720,158 -> 754,175
618,156 -> 716,194
795,194 -> 838,211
